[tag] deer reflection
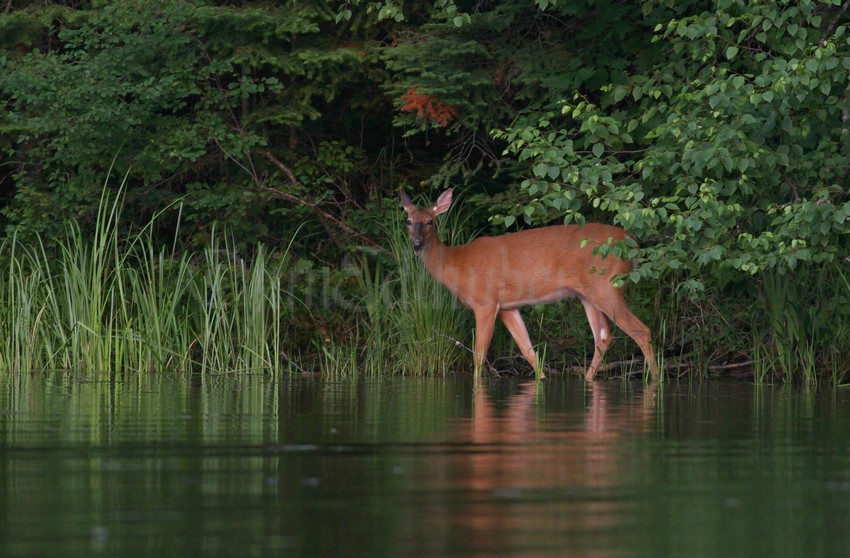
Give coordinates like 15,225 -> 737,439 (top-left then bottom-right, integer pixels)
451,380 -> 658,556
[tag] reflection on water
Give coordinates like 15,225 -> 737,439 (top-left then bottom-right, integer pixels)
1,373 -> 850,557
437,381 -> 658,557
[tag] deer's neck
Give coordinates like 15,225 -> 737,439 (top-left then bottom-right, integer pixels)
421,239 -> 457,285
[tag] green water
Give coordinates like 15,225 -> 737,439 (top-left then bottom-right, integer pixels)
1,374 -> 849,557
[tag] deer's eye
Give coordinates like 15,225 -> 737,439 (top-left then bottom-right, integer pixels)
405,219 -> 412,226
426,219 -> 433,226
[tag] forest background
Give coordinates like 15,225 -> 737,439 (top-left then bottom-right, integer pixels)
1,0 -> 849,383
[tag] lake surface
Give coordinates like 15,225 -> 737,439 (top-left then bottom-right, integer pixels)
1,373 -> 849,557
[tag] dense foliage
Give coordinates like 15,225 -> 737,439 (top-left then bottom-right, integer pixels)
1,0 -> 849,380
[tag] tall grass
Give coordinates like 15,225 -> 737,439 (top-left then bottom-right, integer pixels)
0,183 -> 473,378
332,200 -> 474,377
5,183 -> 848,382
0,186 -> 293,376
738,264 -> 850,386
388,219 -> 474,374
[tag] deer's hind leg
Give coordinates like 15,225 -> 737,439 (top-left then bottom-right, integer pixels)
590,293 -> 659,381
581,298 -> 613,381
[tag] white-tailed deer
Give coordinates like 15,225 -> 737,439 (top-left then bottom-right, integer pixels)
400,188 -> 659,381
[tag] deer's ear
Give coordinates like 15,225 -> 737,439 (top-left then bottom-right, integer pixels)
399,190 -> 415,213
433,188 -> 453,216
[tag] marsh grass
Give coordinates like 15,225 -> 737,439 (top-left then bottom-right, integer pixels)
0,186 -> 293,376
4,183 -> 848,383
344,200 -> 475,376
745,265 -> 850,385
0,182 -> 474,378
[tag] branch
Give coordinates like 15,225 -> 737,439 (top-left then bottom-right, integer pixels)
566,357 -> 646,375
258,150 -> 389,256
258,149 -> 298,185
820,0 -> 850,47
706,360 -> 753,371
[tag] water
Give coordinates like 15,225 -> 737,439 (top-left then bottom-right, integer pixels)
2,373 -> 850,557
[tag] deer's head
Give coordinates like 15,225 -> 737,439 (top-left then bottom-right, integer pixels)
399,189 -> 452,256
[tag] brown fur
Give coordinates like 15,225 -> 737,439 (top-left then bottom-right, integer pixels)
400,188 -> 659,381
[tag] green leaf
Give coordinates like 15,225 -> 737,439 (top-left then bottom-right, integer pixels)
805,58 -> 819,73
533,163 -> 548,178
613,86 -> 628,103
725,45 -> 739,60
592,143 -> 604,157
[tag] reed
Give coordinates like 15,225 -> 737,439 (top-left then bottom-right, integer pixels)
343,204 -> 474,377
0,181 -> 471,378
0,186 -> 293,376
4,183 -> 849,382
746,264 -> 850,385
388,203 -> 475,375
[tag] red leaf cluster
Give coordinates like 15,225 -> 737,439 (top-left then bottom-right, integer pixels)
399,87 -> 458,127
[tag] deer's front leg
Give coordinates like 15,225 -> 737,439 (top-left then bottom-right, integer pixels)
499,309 -> 542,378
472,305 -> 499,375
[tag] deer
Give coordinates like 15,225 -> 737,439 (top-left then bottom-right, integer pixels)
399,188 -> 660,381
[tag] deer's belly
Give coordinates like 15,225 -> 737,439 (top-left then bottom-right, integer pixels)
500,287 -> 579,310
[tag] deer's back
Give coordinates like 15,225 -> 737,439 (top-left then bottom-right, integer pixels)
435,223 -> 631,309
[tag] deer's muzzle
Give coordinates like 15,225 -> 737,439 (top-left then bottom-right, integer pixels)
412,238 -> 425,255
